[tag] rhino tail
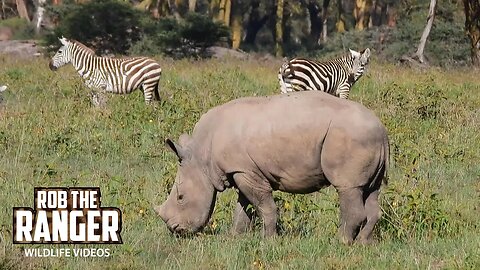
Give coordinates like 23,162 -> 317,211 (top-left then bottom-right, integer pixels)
376,134 -> 390,187
368,134 -> 389,190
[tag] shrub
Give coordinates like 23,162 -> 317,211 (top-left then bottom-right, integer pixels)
129,13 -> 230,58
299,0 -> 469,66
44,0 -> 150,55
0,17 -> 35,40
379,179 -> 460,241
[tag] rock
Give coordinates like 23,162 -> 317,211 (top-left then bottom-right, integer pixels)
207,46 -> 248,60
0,40 -> 43,58
0,26 -> 13,41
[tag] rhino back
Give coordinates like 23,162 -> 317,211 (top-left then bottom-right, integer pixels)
191,91 -> 387,192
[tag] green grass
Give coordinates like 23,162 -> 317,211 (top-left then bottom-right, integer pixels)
0,55 -> 479,269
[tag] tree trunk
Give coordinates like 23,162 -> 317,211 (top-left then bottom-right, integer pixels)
414,0 -> 436,64
16,0 -> 30,21
307,0 -> 322,43
368,0 -> 386,27
33,0 -> 46,34
320,0 -> 330,43
231,0 -> 243,49
275,0 -> 284,57
244,0 -> 268,45
336,0 -> 346,32
152,0 -> 161,18
168,0 -> 181,19
386,2 -> 397,27
354,0 -> 372,30
224,0 -> 232,26
1,0 -> 7,20
217,0 -> 226,21
188,0 -> 196,12
463,0 -> 480,66
210,0 -> 220,17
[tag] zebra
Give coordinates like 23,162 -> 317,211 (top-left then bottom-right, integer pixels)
49,37 -> 162,103
278,48 -> 371,99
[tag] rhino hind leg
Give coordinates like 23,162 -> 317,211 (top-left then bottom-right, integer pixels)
232,192 -> 256,234
356,189 -> 381,244
337,187 -> 367,245
233,173 -> 277,237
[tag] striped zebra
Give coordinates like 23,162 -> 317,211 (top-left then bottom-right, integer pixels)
49,37 -> 162,103
278,48 -> 371,99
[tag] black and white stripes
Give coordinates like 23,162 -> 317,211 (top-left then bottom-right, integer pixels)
49,37 -> 162,103
278,49 -> 370,99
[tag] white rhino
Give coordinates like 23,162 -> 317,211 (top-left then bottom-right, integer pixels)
156,91 -> 389,244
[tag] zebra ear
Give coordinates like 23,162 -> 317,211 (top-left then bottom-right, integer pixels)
59,36 -> 68,46
349,49 -> 361,59
362,48 -> 371,59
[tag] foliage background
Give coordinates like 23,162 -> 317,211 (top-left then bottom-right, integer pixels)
0,0 -> 472,66
0,0 -> 479,269
0,56 -> 479,269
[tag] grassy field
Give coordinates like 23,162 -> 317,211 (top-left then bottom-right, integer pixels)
0,55 -> 479,269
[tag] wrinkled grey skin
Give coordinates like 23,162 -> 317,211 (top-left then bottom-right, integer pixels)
156,91 -> 389,244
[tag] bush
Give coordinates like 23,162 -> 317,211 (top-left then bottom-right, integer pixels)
0,17 -> 35,40
298,0 -> 469,66
44,0 -> 150,55
129,13 -> 230,58
379,179 -> 461,241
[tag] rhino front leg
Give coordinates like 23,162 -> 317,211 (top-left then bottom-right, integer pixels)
233,173 -> 277,237
337,187 -> 366,245
232,192 -> 256,234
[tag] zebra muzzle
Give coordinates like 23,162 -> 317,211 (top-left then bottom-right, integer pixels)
49,61 -> 58,71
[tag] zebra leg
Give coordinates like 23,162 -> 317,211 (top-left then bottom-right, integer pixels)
143,82 -> 161,104
337,84 -> 351,99
153,83 -> 161,101
339,92 -> 350,99
89,91 -> 107,108
278,73 -> 288,93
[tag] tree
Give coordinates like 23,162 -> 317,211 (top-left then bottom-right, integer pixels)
15,0 -> 30,21
244,0 -> 269,46
354,0 -> 371,30
188,0 -> 196,12
33,0 -> 47,34
462,0 -> 480,66
414,0 -> 436,64
320,0 -> 329,42
231,0 -> 243,49
305,0 -> 330,44
336,0 -> 354,32
275,0 -> 284,56
216,0 -> 231,25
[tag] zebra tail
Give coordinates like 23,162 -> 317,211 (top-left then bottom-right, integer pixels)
280,59 -> 295,79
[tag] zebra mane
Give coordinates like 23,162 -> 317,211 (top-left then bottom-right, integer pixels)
71,40 -> 96,55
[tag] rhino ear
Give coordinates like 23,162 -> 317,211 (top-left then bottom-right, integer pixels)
165,138 -> 188,162
178,133 -> 191,147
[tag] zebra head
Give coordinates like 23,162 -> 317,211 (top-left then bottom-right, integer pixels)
49,37 -> 73,71
349,48 -> 371,82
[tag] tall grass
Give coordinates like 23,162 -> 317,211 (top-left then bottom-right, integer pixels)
0,55 -> 479,269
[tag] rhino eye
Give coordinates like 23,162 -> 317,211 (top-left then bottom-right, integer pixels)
177,194 -> 184,201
